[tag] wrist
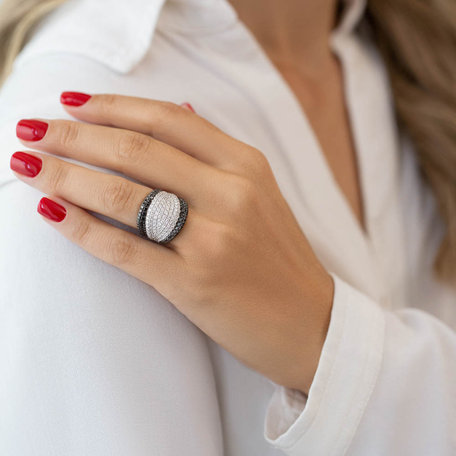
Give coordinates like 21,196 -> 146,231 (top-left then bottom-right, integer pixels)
294,270 -> 334,395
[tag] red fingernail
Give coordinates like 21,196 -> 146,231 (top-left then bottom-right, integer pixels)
60,91 -> 91,106
37,197 -> 67,222
16,119 -> 48,141
180,102 -> 195,113
10,151 -> 42,177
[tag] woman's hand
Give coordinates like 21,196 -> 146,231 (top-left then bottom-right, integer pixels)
10,92 -> 334,395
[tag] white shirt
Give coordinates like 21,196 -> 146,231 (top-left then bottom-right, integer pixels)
1,0 -> 455,454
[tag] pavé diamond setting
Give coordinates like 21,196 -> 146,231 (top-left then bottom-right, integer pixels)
136,189 -> 188,244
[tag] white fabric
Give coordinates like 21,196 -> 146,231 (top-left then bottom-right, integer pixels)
1,0 -> 455,454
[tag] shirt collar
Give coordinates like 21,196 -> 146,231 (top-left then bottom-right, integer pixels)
14,0 -> 367,74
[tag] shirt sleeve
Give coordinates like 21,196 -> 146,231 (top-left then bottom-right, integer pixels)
263,272 -> 456,455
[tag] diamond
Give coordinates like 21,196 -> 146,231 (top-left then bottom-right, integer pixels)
145,191 -> 181,242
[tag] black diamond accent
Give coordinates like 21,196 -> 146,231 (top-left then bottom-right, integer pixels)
136,189 -> 161,239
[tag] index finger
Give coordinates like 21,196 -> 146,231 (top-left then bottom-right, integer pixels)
59,92 -> 250,171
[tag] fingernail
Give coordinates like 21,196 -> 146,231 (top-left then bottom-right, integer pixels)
60,91 -> 91,106
16,119 -> 48,141
10,151 -> 42,177
37,197 -> 67,222
180,102 -> 195,113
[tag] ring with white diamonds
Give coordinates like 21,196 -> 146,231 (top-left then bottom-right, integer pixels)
136,189 -> 188,244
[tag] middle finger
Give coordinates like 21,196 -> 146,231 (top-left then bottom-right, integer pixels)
15,118 -> 224,206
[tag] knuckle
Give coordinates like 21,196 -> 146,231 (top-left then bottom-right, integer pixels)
100,179 -> 136,213
250,148 -> 271,170
58,121 -> 80,148
208,222 -> 235,256
115,132 -> 151,165
199,221 -> 235,267
186,223 -> 235,303
225,175 -> 258,211
155,101 -> 182,126
71,218 -> 92,246
107,236 -> 137,265
98,93 -> 118,115
238,147 -> 271,177
47,163 -> 69,194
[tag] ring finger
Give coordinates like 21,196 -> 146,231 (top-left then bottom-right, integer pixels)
9,150 -> 198,249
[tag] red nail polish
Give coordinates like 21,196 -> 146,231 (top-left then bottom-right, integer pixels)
10,151 -> 42,177
37,197 -> 66,222
180,102 -> 195,113
60,91 -> 91,106
16,119 -> 48,141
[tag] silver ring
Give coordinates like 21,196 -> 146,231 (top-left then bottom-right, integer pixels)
136,189 -> 188,244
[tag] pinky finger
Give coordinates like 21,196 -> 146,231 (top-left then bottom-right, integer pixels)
36,195 -> 183,297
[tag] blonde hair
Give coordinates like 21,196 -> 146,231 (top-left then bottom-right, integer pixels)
0,0 -> 66,87
365,0 -> 456,284
1,0 -> 455,285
